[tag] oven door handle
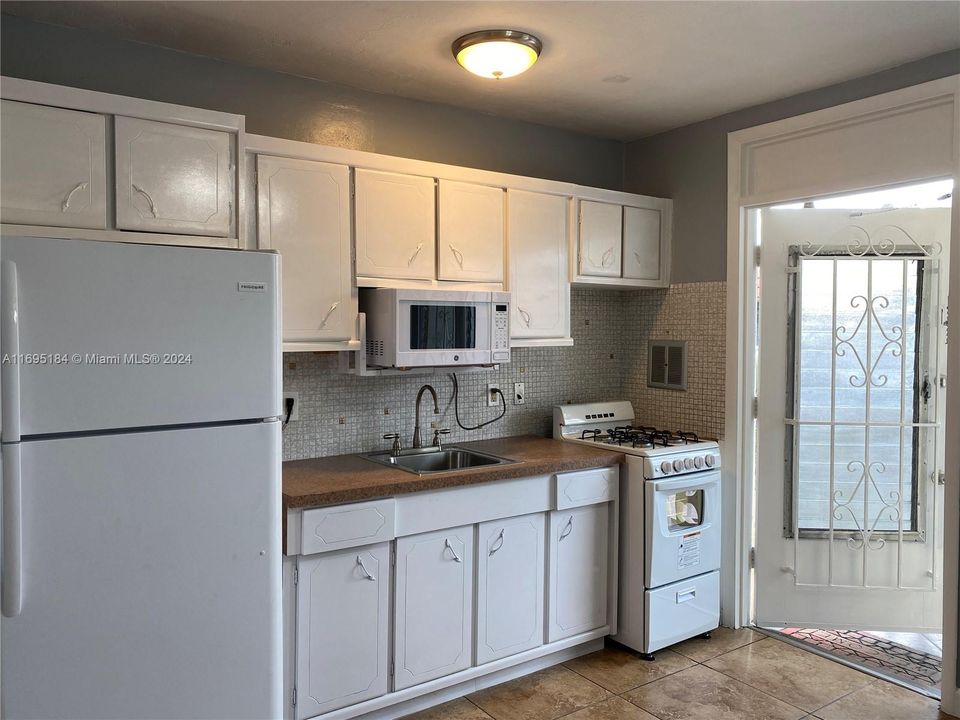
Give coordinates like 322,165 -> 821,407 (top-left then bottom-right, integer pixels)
650,472 -> 720,494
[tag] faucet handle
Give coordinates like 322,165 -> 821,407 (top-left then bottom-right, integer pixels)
432,428 -> 451,449
383,433 -> 402,456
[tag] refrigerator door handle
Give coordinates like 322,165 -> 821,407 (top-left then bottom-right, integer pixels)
2,443 -> 22,617
1,259 -> 21,443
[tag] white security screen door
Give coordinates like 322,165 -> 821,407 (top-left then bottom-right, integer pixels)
755,200 -> 950,631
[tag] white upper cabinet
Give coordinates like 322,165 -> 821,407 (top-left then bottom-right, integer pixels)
394,525 -> 474,690
578,200 -> 622,277
476,513 -> 546,665
622,205 -> 663,282
0,100 -> 108,230
547,504 -> 609,642
295,543 -> 390,718
355,169 -> 435,282
115,116 -> 233,237
438,180 -> 505,283
507,190 -> 570,343
256,156 -> 354,345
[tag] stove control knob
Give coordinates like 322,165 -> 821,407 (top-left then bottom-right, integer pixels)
660,461 -> 672,474
705,454 -> 716,468
684,458 -> 694,470
673,459 -> 683,472
694,456 -> 704,469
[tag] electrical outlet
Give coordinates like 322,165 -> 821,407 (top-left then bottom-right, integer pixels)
514,382 -> 525,405
486,383 -> 500,407
283,392 -> 300,422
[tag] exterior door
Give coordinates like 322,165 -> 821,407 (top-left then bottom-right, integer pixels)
438,180 -> 505,283
256,155 -> 354,344
507,190 -> 570,341
476,513 -> 545,664
295,543 -> 390,718
114,116 -> 233,237
755,205 -> 950,631
547,505 -> 608,641
394,525 -> 474,690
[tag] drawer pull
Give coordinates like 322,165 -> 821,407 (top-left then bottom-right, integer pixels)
601,247 -> 614,268
449,244 -> 465,270
444,538 -> 463,563
488,529 -> 505,556
559,516 -> 574,541
518,307 -> 531,328
356,555 -> 377,581
132,183 -> 159,218
318,301 -> 340,328
407,243 -> 424,267
60,181 -> 88,212
677,588 -> 697,603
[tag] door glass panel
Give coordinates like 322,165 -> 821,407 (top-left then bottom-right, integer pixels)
665,489 -> 704,530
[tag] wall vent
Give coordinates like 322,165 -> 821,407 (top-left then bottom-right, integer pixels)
366,338 -> 384,358
648,340 -> 687,390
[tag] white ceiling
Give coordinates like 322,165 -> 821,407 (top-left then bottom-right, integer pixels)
4,1 -> 959,140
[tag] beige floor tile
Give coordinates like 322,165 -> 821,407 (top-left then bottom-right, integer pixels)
705,638 -> 872,712
467,665 -> 610,720
624,665 -> 805,720
672,627 -> 763,663
561,696 -> 659,720
402,698 -> 494,720
563,647 -> 694,693
813,680 -> 948,720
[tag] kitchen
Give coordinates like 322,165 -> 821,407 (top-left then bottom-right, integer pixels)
0,3 -> 958,720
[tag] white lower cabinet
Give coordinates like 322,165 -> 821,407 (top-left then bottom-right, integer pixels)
295,543 -> 390,718
394,525 -> 475,690
476,513 -> 546,664
547,504 -> 609,641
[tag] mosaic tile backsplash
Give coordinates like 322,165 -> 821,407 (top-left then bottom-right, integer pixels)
282,283 -> 727,461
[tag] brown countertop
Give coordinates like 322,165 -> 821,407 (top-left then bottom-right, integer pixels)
282,435 -> 623,510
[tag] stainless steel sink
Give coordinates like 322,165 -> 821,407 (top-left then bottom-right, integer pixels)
361,446 -> 516,475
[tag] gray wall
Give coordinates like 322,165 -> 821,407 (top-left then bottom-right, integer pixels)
625,49 -> 960,284
0,15 -> 624,190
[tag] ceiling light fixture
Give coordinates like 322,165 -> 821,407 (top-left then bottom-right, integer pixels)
452,29 -> 542,80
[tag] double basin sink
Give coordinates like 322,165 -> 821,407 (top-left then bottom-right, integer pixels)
361,446 -> 516,475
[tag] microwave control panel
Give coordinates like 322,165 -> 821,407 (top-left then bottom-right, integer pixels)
492,303 -> 510,361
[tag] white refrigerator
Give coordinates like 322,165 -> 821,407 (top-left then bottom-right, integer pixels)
0,236 -> 283,719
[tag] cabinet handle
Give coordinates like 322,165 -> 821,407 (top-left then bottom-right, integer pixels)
444,538 -> 463,563
633,251 -> 644,266
559,516 -> 574,541
318,301 -> 340,329
518,307 -> 531,328
601,248 -> 614,268
356,555 -> 377,581
132,184 -> 159,218
60,181 -> 89,212
407,243 -> 424,267
448,244 -> 465,270
488,529 -> 505,556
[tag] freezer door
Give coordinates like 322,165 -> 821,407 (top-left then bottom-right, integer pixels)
1,422 -> 282,720
1,236 -> 280,436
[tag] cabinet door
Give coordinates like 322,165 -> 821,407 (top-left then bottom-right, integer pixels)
507,190 -> 569,340
438,180 -> 505,282
547,504 -> 609,642
295,544 -> 390,718
394,526 -> 474,690
0,100 -> 107,230
578,200 -> 622,277
355,169 -> 435,281
115,116 -> 233,237
622,206 -> 663,282
476,513 -> 545,664
256,156 -> 354,343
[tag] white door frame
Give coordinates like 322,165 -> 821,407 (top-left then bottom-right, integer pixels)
724,75 -> 960,710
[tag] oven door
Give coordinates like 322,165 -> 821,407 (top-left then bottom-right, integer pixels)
396,297 -> 492,366
645,471 -> 721,588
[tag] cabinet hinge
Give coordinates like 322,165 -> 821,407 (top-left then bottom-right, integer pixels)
292,567 -> 299,586
389,660 -> 395,678
291,686 -> 297,708
752,397 -> 758,418
754,246 -> 761,266
937,471 -> 946,486
749,547 -> 756,569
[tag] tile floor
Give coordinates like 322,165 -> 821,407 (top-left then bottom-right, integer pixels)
403,629 -> 953,720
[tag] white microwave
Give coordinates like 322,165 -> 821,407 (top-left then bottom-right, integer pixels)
361,289 -> 511,368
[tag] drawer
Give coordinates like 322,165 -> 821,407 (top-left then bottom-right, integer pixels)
554,466 -> 618,510
301,499 -> 396,555
644,570 -> 719,653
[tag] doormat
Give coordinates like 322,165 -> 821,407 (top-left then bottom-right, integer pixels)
778,627 -> 941,695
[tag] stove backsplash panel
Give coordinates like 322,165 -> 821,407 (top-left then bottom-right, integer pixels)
282,283 -> 727,461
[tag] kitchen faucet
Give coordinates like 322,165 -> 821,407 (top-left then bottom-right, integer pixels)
413,384 -> 439,448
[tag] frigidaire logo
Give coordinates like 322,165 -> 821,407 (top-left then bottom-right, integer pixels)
237,282 -> 266,293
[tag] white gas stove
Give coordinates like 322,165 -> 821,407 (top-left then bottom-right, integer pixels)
554,401 -> 721,658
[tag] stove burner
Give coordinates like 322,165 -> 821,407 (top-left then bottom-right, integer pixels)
573,425 -> 705,450
580,429 -> 601,441
677,430 -> 700,444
